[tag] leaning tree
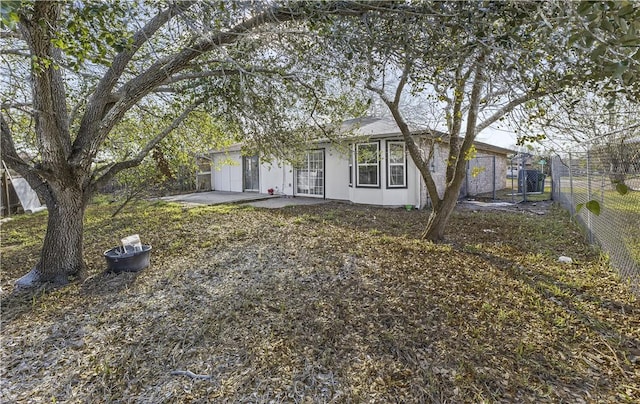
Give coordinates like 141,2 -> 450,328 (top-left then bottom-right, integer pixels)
316,1 -> 582,241
0,0 -> 379,288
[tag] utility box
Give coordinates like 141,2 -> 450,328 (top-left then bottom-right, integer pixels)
518,170 -> 545,193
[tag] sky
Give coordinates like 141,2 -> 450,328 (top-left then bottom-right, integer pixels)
477,125 -> 518,150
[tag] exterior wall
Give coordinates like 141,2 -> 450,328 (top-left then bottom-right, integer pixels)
418,145 -> 509,205
464,153 -> 508,196
195,153 -> 213,191
259,160 -> 294,195
494,154 -> 508,190
324,144 -> 350,201
348,138 -> 421,208
207,140 -> 510,207
418,142 -> 447,208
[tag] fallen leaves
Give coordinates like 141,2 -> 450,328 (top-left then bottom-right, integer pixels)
1,201 -> 638,402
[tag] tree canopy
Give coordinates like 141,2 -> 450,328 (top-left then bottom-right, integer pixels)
0,0 -> 379,287
1,0 -> 638,286
309,1 -> 584,239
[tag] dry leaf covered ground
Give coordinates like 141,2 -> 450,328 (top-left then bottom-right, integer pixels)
1,200 -> 638,403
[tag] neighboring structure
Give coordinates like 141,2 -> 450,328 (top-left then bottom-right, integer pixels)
1,160 -> 46,216
200,117 -> 513,208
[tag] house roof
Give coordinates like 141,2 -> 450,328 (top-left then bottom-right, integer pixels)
472,140 -> 517,156
209,117 -> 516,156
340,116 -> 425,137
210,143 -> 243,154
341,117 -> 515,156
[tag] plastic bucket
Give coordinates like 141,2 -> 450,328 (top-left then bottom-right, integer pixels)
104,245 -> 152,273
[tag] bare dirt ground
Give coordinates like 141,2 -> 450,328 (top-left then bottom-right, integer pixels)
1,200 -> 638,402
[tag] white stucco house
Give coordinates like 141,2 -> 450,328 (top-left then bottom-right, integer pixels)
198,117 -> 514,208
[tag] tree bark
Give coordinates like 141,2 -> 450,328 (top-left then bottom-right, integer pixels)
422,195 -> 457,242
15,185 -> 87,288
422,159 -> 468,242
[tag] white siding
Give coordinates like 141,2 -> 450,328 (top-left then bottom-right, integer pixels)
325,145 -> 349,201
260,161 -> 295,195
347,139 -> 421,208
206,134 -> 510,209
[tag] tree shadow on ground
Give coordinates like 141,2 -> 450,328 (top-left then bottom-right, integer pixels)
460,244 -> 640,361
0,280 -> 72,327
79,270 -> 141,297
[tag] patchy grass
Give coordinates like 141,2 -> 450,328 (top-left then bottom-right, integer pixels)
1,201 -> 639,403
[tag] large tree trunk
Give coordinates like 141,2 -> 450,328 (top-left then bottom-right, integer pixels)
422,190 -> 459,242
15,185 -> 87,288
422,201 -> 456,243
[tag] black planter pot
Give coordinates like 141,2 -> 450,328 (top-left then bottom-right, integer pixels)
104,245 -> 152,273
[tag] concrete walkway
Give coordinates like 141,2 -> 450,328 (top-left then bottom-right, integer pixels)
246,196 -> 328,209
159,191 -> 328,209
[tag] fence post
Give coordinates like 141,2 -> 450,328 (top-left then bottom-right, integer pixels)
569,152 -> 575,216
522,153 -> 528,202
550,156 -> 555,201
510,156 -> 515,204
492,155 -> 496,200
586,151 -> 593,244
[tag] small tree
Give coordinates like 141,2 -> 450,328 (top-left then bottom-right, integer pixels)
319,1 -> 574,241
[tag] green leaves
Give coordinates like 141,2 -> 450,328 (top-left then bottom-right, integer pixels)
576,200 -> 601,216
576,180 -> 631,216
571,0 -> 640,96
576,1 -> 594,15
48,1 -> 134,70
0,0 -> 21,28
615,182 -> 630,196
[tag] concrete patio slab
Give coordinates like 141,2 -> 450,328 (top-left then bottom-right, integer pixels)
159,191 -> 277,206
159,191 -> 328,209
244,196 -> 328,209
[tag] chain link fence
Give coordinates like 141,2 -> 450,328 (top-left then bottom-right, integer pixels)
551,150 -> 640,291
461,154 -> 551,203
460,155 -> 500,199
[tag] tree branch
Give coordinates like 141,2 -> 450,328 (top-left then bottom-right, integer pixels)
71,1 -> 197,167
445,62 -> 471,183
0,49 -> 30,57
100,1 -> 388,139
74,1 -> 393,171
91,97 -> 205,191
1,101 -> 33,111
162,68 -> 293,85
0,29 -> 22,40
475,90 -> 547,134
453,54 -> 487,186
19,1 -> 72,167
366,63 -> 441,205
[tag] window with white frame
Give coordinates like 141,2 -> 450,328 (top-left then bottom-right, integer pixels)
296,149 -> 324,196
387,141 -> 407,188
356,142 -> 380,187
